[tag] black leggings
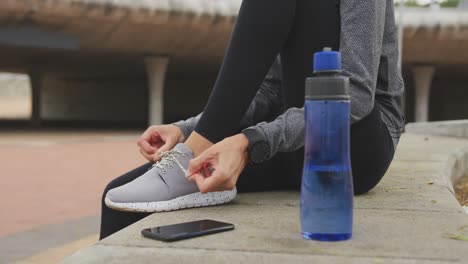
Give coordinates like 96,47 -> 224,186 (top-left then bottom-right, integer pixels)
100,103 -> 394,239
196,0 -> 340,143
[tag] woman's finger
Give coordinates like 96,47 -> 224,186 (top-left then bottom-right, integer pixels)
195,168 -> 226,193
188,149 -> 215,176
137,138 -> 157,154
157,139 -> 174,154
139,148 -> 156,162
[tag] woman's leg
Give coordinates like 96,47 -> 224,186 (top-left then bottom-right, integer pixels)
350,103 -> 395,194
195,0 -> 297,142
185,0 -> 297,156
235,0 -> 341,191
280,0 -> 341,108
186,0 -> 340,157
100,163 -> 153,240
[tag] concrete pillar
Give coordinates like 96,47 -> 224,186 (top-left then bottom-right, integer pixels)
29,68 -> 41,127
145,57 -> 169,126
412,66 -> 435,122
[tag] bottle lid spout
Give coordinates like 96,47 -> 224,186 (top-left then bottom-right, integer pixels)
313,47 -> 341,73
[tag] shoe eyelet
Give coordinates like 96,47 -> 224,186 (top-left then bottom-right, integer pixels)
182,154 -> 187,159
168,164 -> 173,169
162,169 -> 167,174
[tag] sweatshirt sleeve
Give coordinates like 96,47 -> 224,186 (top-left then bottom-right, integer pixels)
242,107 -> 304,160
340,0 -> 386,123
240,2 -> 387,160
172,113 -> 202,141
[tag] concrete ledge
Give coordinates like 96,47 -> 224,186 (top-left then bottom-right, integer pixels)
406,120 -> 468,186
62,133 -> 468,263
406,120 -> 468,139
0,0 -> 242,20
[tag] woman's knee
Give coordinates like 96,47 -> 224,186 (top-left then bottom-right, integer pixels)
353,173 -> 385,195
353,180 -> 377,195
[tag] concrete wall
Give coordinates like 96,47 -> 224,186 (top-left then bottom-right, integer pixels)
403,65 -> 468,123
6,57 -> 466,128
33,57 -> 217,127
40,72 -> 148,125
27,63 -> 468,128
429,74 -> 468,122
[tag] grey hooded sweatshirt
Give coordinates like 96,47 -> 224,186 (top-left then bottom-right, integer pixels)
174,0 -> 404,161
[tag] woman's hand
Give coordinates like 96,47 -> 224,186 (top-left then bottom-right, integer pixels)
137,124 -> 185,161
188,134 -> 249,193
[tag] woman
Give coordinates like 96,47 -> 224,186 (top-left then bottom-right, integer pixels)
100,0 -> 404,239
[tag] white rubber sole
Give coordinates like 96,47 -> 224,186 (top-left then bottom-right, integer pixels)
105,188 -> 237,213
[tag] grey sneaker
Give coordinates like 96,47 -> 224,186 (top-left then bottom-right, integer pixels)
105,143 -> 237,213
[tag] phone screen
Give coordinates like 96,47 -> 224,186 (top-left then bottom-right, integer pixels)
141,219 -> 234,242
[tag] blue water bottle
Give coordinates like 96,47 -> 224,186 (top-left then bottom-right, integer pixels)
300,48 -> 353,241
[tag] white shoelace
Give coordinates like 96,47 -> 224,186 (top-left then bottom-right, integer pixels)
153,149 -> 190,177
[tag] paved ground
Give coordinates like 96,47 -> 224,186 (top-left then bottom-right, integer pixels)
62,133 -> 468,263
16,235 -> 99,264
0,130 -> 146,263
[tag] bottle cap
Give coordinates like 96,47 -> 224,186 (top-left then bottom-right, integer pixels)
306,47 -> 349,101
313,47 -> 341,73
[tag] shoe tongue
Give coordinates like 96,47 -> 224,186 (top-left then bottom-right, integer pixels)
173,143 -> 194,159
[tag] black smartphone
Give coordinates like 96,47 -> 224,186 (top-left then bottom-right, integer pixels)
141,219 -> 234,242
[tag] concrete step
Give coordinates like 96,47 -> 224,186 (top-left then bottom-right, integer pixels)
62,133 -> 468,263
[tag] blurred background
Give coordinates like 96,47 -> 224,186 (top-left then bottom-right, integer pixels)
0,0 -> 467,263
